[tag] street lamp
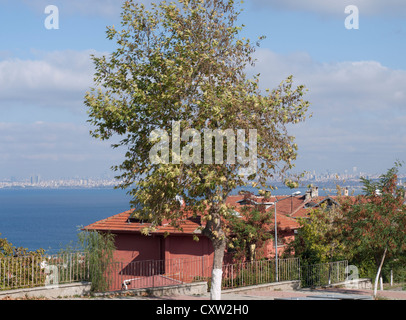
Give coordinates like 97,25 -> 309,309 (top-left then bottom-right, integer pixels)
274,191 -> 301,282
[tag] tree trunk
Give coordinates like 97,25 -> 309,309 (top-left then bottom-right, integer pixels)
373,247 -> 387,298
203,204 -> 227,300
210,238 -> 227,300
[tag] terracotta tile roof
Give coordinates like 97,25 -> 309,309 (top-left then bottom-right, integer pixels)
271,195 -> 309,217
84,209 -> 203,235
226,194 -> 300,230
266,210 -> 300,230
290,206 -> 309,218
227,194 -> 305,227
84,192 -> 356,235
289,195 -> 356,218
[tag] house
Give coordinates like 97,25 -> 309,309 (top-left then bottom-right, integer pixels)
84,186 -> 350,289
84,208 -> 216,290
224,193 -> 301,259
84,208 -> 214,264
84,193 -> 305,262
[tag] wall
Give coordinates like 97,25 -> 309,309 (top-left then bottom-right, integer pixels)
164,235 -> 214,280
262,230 -> 296,258
112,232 -> 214,266
113,233 -> 163,263
164,235 -> 213,261
222,280 -> 300,294
94,281 -> 208,298
0,282 -> 91,300
107,232 -> 215,290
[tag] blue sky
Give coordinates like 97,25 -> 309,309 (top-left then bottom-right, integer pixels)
0,0 -> 405,180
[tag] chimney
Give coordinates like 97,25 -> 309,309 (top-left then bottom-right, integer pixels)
311,186 -> 318,198
305,190 -> 311,201
266,203 -> 274,210
175,195 -> 184,206
344,187 -> 349,196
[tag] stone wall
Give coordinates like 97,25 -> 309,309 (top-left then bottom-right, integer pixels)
0,282 -> 91,299
93,281 -> 208,298
221,280 -> 301,294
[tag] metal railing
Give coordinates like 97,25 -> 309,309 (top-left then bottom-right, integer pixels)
104,257 -> 302,292
1,252 -> 348,293
105,256 -> 212,292
0,252 -> 89,291
222,258 -> 300,290
300,260 -> 348,288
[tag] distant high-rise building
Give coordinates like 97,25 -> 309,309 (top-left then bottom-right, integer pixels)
30,175 -> 41,184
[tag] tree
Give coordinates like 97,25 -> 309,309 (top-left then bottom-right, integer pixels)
0,233 -> 44,258
288,203 -> 346,264
226,194 -> 274,262
85,0 -> 309,300
77,230 -> 116,292
340,163 -> 406,297
0,234 -> 45,290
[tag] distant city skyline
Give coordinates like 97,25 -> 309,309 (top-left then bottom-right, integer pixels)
0,1 -> 405,180
1,167 -> 405,191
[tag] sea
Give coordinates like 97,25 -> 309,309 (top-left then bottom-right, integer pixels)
0,188 -> 132,253
0,185 -> 363,254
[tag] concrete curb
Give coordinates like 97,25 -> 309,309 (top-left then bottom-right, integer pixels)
92,281 -> 208,298
0,282 -> 91,299
222,280 -> 300,295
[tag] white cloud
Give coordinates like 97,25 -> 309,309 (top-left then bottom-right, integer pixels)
0,50 -> 100,109
21,0 -> 125,18
252,49 -> 406,113
21,0 -> 154,18
0,121 -> 122,178
250,0 -> 406,18
250,49 -> 406,172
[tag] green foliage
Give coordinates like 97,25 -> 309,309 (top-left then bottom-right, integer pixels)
226,201 -> 273,261
288,204 -> 346,264
386,255 -> 406,284
355,258 -> 377,280
77,230 -> 116,292
338,163 -> 406,296
0,235 -> 14,257
85,0 -> 309,298
0,231 -> 115,292
341,163 -> 406,267
229,263 -> 273,288
0,233 -> 45,258
84,0 -> 309,243
0,234 -> 45,290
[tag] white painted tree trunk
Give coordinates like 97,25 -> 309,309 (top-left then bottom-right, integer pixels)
374,247 -> 387,298
209,236 -> 226,300
210,268 -> 223,300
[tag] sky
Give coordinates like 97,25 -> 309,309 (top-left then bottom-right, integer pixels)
0,0 -> 405,180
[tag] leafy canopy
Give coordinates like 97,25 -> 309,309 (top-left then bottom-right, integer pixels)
340,163 -> 406,265
226,195 -> 274,261
289,204 -> 346,264
84,0 -> 310,242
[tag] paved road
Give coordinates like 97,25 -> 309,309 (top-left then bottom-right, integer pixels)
83,287 -> 406,300
164,287 -> 406,300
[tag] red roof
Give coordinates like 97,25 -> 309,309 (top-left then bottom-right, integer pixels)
84,193 -> 355,235
84,209 -> 203,235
